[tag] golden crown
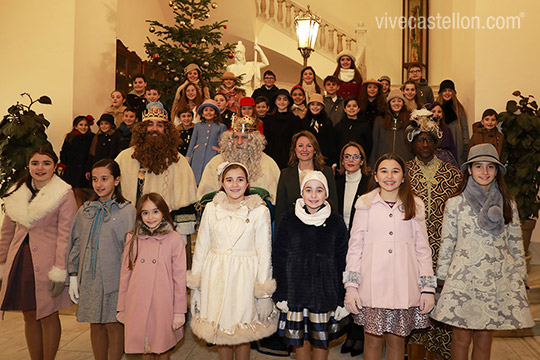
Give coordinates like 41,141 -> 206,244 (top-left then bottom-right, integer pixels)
230,115 -> 257,132
142,108 -> 168,122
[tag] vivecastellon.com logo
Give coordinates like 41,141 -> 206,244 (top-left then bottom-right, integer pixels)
375,12 -> 524,30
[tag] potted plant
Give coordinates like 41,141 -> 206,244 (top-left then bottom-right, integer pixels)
499,90 -> 540,256
0,93 -> 52,198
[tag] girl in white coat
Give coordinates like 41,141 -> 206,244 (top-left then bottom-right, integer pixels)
188,162 -> 278,360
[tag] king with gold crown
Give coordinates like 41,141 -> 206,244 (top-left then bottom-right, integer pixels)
197,115 -> 281,204
115,108 -> 198,236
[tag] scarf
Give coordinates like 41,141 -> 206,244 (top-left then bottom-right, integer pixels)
82,198 -> 114,279
302,81 -> 317,98
294,198 -> 331,226
442,99 -> 458,124
339,69 -> 355,82
463,179 -> 504,235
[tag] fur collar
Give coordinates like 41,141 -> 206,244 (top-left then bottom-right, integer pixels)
139,221 -> 174,237
3,175 -> 71,228
212,191 -> 264,211
355,188 -> 424,220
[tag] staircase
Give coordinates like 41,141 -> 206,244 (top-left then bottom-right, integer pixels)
254,0 -> 367,78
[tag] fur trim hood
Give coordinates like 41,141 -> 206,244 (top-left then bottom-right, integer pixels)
212,191 -> 264,211
3,175 -> 72,228
355,188 -> 424,221
138,221 -> 174,237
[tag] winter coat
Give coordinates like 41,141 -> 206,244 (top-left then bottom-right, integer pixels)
335,172 -> 371,231
273,210 -> 348,312
220,108 -> 235,129
0,175 -> 77,319
117,223 -> 187,354
437,125 -> 458,166
301,111 -> 337,165
104,105 -> 127,126
216,86 -> 243,114
177,124 -> 194,156
442,100 -> 469,165
68,199 -> 135,296
291,104 -> 307,119
344,189 -> 435,309
186,121 -> 227,185
187,193 -> 278,345
431,195 -> 534,330
337,79 -> 362,100
334,114 -> 373,159
468,121 -> 504,155
60,131 -> 95,188
370,114 -> 413,165
87,131 -> 119,171
324,95 -> 344,127
112,123 -> 134,156
361,99 -> 386,128
252,85 -> 279,105
275,166 -> 338,228
416,79 -> 434,105
263,111 -> 302,169
126,92 -> 147,121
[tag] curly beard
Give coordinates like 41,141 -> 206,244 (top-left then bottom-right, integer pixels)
131,123 -> 181,175
219,131 -> 266,181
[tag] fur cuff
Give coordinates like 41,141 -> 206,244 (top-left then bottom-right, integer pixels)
254,279 -> 276,298
418,275 -> 437,289
0,263 -> 5,280
48,266 -> 68,283
186,271 -> 201,289
343,271 -> 361,285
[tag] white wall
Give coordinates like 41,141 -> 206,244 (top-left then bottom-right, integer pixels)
0,0 -> 77,155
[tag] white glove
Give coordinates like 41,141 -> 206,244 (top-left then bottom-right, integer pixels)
276,300 -> 289,313
258,298 -> 275,321
344,288 -> 362,314
69,276 -> 79,304
334,306 -> 350,321
190,289 -> 201,315
172,313 -> 186,330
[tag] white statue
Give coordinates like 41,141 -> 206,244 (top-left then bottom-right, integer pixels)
226,40 -> 269,96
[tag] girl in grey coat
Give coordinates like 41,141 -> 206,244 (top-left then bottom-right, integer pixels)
68,159 -> 135,360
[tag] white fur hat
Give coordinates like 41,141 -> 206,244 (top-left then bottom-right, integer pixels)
300,170 -> 329,199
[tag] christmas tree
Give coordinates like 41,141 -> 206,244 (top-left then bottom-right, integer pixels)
145,0 -> 235,109
0,93 -> 52,197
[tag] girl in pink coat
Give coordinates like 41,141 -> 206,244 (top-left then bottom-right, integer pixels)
344,153 -> 435,360
117,192 -> 187,359
0,147 -> 77,360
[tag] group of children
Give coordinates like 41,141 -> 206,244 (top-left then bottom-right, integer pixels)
0,138 -> 532,360
6,50 -> 523,360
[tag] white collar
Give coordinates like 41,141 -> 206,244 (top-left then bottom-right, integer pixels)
4,175 -> 72,228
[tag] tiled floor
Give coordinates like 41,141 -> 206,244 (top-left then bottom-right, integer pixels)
3,266 -> 540,359
1,309 -> 540,360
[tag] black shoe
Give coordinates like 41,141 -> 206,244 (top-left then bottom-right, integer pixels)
349,339 -> 364,357
341,338 -> 354,354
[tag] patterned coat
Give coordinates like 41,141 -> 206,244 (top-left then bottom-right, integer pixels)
406,157 -> 461,359
406,157 -> 462,270
431,195 -> 534,330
